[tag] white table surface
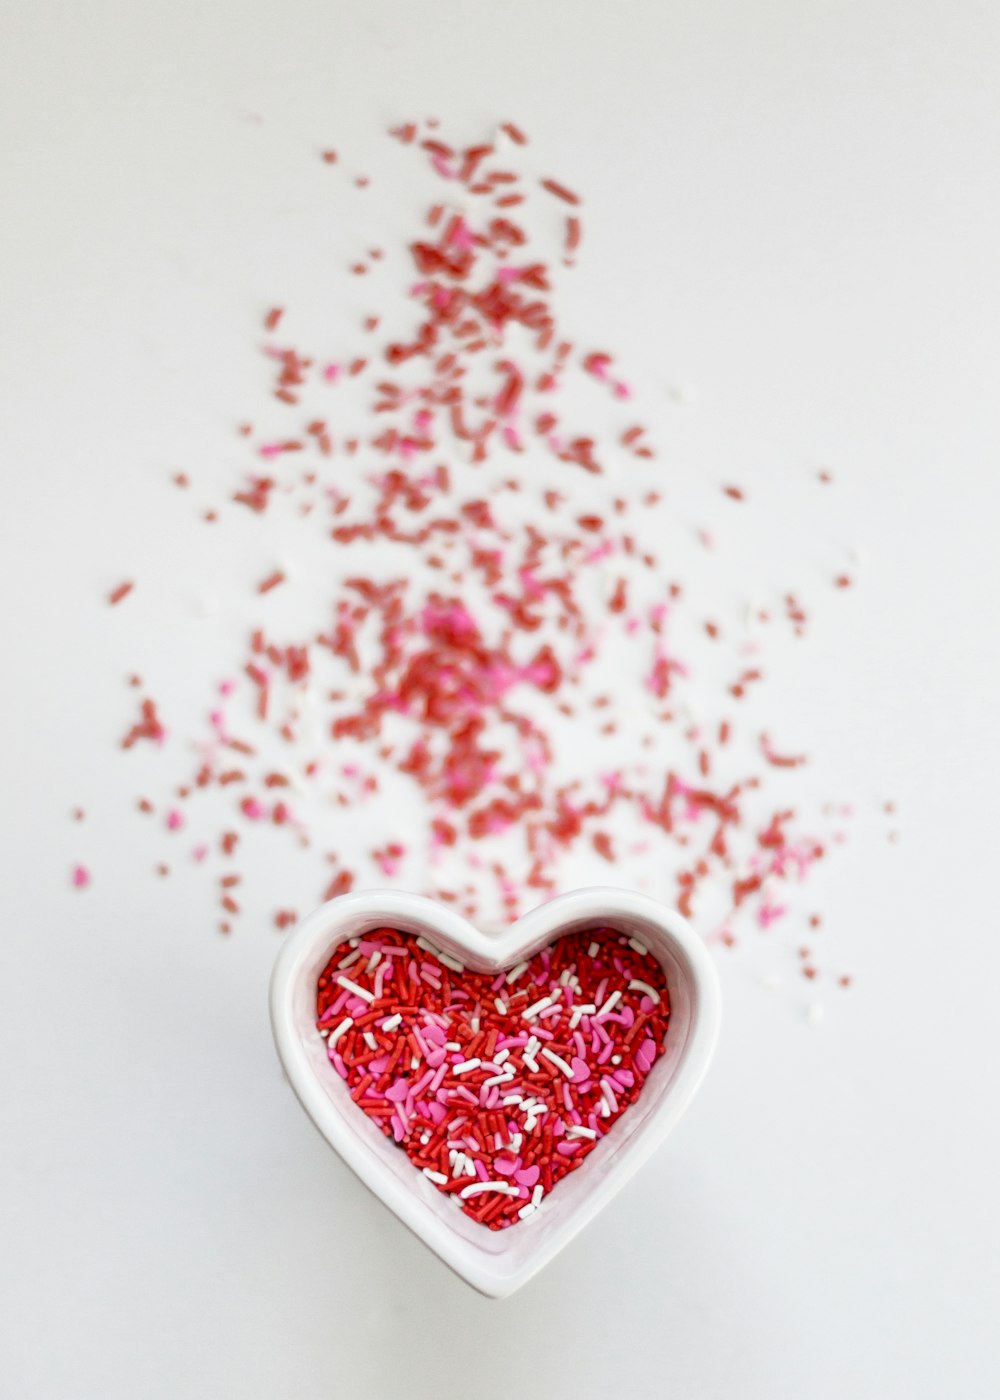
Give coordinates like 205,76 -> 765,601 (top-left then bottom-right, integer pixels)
2,3 -> 999,1397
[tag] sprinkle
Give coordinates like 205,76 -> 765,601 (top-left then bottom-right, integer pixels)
381,1013 -> 402,1031
327,1016 -> 353,1047
459,1182 -> 520,1198
336,975 -> 375,1004
627,937 -> 649,955
523,994 -> 556,1020
451,1058 -> 481,1074
71,864 -> 91,889
540,177 -> 581,206
596,990 -> 622,1017
541,1046 -> 574,1077
628,979 -> 661,1004
505,961 -> 529,984
108,580 -> 134,606
422,1168 -> 448,1184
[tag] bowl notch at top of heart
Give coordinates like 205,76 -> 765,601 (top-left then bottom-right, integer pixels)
269,886 -> 721,1298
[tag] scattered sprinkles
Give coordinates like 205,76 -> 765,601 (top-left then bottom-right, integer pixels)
316,926 -> 671,1228
73,117 -> 878,993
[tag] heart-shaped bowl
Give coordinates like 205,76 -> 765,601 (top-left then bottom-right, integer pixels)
269,886 -> 721,1297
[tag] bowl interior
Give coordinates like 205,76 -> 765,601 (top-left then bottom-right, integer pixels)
279,894 -> 708,1289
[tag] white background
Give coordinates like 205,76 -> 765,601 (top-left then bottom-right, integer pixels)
3,3 -> 1000,1397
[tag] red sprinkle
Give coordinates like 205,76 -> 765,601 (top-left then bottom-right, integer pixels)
257,570 -> 286,594
541,178 -> 581,206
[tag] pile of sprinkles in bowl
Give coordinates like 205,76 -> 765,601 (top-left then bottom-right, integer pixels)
316,925 -> 671,1228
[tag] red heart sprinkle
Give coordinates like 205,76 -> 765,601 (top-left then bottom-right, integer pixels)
316,925 -> 671,1229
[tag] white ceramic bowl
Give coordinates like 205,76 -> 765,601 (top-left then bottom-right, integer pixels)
269,886 -> 721,1298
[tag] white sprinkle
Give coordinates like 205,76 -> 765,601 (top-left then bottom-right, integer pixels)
452,1058 -> 482,1075
523,1053 -> 539,1073
470,1016 -> 480,1033
327,1016 -> 353,1048
318,1028 -> 329,1038
517,1202 -> 537,1219
611,1054 -> 621,1065
508,1132 -> 522,1151
336,975 -> 374,1004
494,1048 -> 510,1065
420,1132 -> 430,1145
415,936 -> 436,954
494,998 -> 508,1015
482,1069 -> 515,1087
460,1182 -> 520,1199
588,942 -> 600,958
628,979 -> 661,1004
381,1013 -> 402,1031
438,951 -> 465,973
569,1004 -> 596,1030
523,994 -> 555,1020
558,969 -> 573,986
541,1046 -> 574,1078
464,1159 -> 479,1179
505,961 -> 530,984
365,950 -> 382,973
422,1169 -> 448,1185
597,990 -> 622,1017
444,1041 -> 461,1051
410,1055 -> 420,1070
566,1125 -> 597,1139
628,937 -> 649,956
337,947 -> 363,969
531,1184 -> 544,1208
502,1094 -> 523,1106
363,1031 -> 377,1051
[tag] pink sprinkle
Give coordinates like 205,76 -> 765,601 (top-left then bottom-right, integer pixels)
165,809 -> 185,831
71,864 -> 91,889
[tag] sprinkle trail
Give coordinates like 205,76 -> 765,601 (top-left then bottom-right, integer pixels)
78,116 -> 872,989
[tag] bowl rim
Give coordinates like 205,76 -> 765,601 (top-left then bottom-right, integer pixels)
269,885 -> 721,1297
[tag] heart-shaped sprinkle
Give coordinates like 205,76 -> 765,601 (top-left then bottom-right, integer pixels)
316,926 -> 671,1229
